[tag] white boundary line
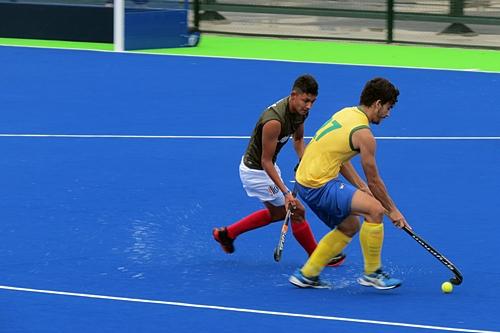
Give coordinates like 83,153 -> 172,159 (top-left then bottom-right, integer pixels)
376,136 -> 500,140
0,134 -> 499,140
0,134 -> 248,139
1,44 -> 499,74
0,285 -> 497,333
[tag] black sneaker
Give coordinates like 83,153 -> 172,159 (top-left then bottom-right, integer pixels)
326,252 -> 346,267
212,227 -> 235,253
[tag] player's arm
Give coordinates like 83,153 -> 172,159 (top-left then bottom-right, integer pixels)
352,128 -> 408,228
339,161 -> 371,195
292,123 -> 306,159
261,120 -> 297,208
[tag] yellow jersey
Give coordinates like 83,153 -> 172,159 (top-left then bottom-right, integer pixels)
296,106 -> 370,188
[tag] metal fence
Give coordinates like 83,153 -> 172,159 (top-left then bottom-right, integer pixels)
2,0 -> 499,48
193,0 -> 500,49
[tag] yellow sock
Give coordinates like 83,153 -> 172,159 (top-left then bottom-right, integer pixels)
359,221 -> 384,274
301,229 -> 352,277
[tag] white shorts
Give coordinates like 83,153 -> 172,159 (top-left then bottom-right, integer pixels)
239,157 -> 285,207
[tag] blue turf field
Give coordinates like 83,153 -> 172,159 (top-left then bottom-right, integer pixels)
0,46 -> 499,333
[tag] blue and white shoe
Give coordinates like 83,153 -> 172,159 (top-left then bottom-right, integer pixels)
357,268 -> 402,290
289,269 -> 331,289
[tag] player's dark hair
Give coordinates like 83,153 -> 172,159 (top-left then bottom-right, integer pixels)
293,74 -> 318,96
360,77 -> 399,106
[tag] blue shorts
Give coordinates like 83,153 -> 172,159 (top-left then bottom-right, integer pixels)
296,178 -> 357,229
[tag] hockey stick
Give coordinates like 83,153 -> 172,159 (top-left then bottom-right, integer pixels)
273,183 -> 298,262
403,226 -> 463,285
273,208 -> 292,262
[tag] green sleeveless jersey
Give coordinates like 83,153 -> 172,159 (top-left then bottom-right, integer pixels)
243,97 -> 307,170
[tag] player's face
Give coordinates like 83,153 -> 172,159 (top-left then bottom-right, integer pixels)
290,92 -> 317,116
373,101 -> 394,124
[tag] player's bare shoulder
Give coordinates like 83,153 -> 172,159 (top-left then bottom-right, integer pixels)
351,127 -> 375,152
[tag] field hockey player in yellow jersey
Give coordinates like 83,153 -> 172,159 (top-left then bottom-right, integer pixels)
289,77 -> 411,290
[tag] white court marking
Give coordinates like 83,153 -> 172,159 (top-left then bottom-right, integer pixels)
0,134 -> 499,140
0,133 -> 497,332
0,285 -> 498,333
0,45 -> 497,332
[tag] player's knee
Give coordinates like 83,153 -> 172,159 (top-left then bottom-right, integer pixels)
266,205 -> 287,221
270,211 -> 286,221
337,217 -> 360,237
368,202 -> 385,222
291,208 -> 305,222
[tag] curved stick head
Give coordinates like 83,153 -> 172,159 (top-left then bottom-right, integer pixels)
273,248 -> 281,262
450,276 -> 463,285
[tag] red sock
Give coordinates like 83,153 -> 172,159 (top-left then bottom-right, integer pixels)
226,209 -> 272,239
291,220 -> 317,256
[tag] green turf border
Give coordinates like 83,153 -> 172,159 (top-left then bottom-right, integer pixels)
1,35 -> 500,72
0,37 -> 113,51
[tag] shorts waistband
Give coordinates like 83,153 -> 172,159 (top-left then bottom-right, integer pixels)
242,156 -> 263,170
